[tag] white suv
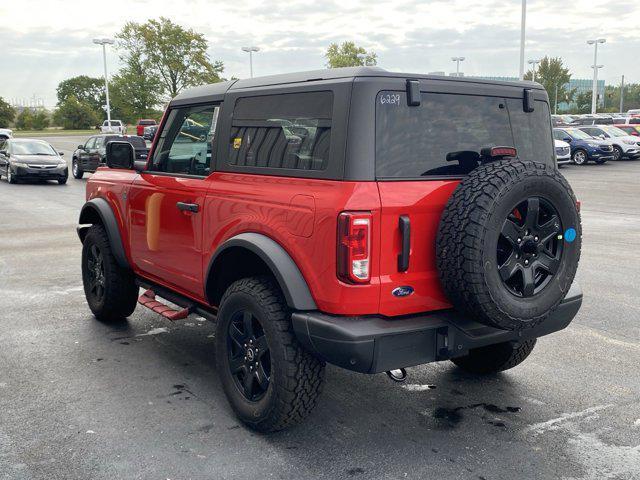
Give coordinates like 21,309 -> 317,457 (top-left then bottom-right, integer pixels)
578,125 -> 640,161
100,120 -> 125,134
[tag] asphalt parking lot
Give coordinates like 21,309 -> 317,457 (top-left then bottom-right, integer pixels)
1,135 -> 639,480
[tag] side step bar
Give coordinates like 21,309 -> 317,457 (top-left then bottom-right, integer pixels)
138,289 -> 192,321
135,279 -> 217,322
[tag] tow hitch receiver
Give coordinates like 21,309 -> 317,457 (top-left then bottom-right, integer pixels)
138,289 -> 192,321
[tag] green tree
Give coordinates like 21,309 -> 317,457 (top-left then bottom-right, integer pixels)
0,97 -> 16,127
15,109 -> 34,130
117,18 -> 224,99
325,41 -> 377,68
524,57 -> 573,113
53,96 -> 100,130
56,75 -> 105,115
574,91 -> 593,114
31,109 -> 50,130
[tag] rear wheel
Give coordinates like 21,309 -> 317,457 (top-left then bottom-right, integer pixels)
572,149 -> 588,165
215,276 -> 325,432
81,225 -> 138,322
452,340 -> 537,374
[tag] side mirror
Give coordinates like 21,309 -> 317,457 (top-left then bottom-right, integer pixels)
58,151 -> 64,156
599,134 -> 606,140
106,141 -> 135,169
563,137 -> 572,143
77,145 -> 84,150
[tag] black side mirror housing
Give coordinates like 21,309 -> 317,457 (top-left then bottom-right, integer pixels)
106,141 -> 135,170
58,151 -> 64,156
77,144 -> 85,150
563,137 -> 572,143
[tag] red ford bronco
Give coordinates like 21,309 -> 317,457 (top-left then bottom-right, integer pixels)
78,67 -> 582,432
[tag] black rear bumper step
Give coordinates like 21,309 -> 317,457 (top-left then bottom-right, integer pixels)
292,283 -> 582,374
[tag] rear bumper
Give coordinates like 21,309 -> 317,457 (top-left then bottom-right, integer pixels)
292,283 -> 582,374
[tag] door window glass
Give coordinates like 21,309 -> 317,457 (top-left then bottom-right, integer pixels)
151,104 -> 220,176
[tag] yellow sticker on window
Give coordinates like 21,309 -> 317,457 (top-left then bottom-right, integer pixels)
233,137 -> 242,149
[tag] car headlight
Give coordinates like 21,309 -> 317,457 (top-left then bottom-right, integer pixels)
58,162 -> 68,168
12,162 -> 28,168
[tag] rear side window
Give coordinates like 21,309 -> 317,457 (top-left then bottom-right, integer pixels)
228,91 -> 332,171
375,91 -> 554,179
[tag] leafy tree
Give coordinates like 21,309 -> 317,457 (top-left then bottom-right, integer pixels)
56,75 -> 105,115
117,18 -> 224,99
325,41 -> 377,68
15,109 -> 34,130
110,31 -> 163,123
31,109 -> 50,130
574,91 -> 593,114
524,57 -> 573,113
0,97 -> 16,127
53,96 -> 100,130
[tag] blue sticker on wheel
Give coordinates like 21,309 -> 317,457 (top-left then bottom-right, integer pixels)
564,228 -> 577,243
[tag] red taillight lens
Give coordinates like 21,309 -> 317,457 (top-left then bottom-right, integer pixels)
337,212 -> 371,284
490,147 -> 518,157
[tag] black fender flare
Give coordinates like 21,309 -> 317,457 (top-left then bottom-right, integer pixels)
206,233 -> 317,311
77,198 -> 130,270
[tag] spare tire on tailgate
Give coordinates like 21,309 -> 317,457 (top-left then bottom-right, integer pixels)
436,159 -> 581,331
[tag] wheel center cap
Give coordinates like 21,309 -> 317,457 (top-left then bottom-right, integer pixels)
246,348 -> 255,362
522,239 -> 538,255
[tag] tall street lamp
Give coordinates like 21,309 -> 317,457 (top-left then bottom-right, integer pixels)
528,59 -> 541,82
519,0 -> 527,80
241,46 -> 260,78
451,57 -> 465,77
587,38 -> 606,114
93,38 -> 115,124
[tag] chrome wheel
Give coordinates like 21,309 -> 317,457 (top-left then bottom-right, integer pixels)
573,150 -> 587,165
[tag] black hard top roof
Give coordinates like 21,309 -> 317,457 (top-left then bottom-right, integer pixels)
172,67 -> 542,103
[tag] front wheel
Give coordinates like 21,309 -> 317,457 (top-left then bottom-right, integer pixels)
451,340 -> 537,374
572,149 -> 588,165
72,159 -> 84,179
58,177 -> 68,185
612,146 -> 623,161
215,276 -> 325,432
81,225 -> 138,322
6,168 -> 16,184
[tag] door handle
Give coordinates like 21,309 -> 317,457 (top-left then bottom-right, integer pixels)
397,215 -> 410,272
176,202 -> 200,213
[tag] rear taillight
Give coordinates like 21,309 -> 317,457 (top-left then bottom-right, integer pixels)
337,212 -> 372,284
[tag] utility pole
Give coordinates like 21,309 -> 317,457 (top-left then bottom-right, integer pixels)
519,0 -> 527,80
555,84 -> 559,114
620,75 -> 625,113
241,46 -> 260,78
528,59 -> 541,82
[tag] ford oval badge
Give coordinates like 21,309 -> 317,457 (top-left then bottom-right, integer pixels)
392,286 -> 414,297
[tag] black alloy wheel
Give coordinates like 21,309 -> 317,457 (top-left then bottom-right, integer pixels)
227,309 -> 271,402
497,197 -> 563,298
86,244 -> 106,303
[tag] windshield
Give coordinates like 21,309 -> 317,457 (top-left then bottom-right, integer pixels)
566,129 -> 592,140
601,126 -> 627,137
375,91 -> 554,178
11,140 -> 56,156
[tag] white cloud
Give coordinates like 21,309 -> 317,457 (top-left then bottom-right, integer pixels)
1,0 -> 638,107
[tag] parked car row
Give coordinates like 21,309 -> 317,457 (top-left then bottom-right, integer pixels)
553,124 -> 640,165
552,112 -> 640,127
97,118 -> 159,136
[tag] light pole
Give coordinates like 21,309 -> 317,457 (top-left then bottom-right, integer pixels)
451,57 -> 465,77
519,0 -> 527,80
587,38 -> 606,114
241,46 -> 260,78
528,59 -> 541,82
93,38 -> 114,123
620,75 -> 625,113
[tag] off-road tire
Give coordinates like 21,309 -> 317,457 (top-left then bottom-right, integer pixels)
451,339 -> 537,374
436,159 -> 581,331
215,276 -> 325,433
81,225 -> 138,322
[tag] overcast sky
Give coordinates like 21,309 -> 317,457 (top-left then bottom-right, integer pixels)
2,0 -> 639,108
